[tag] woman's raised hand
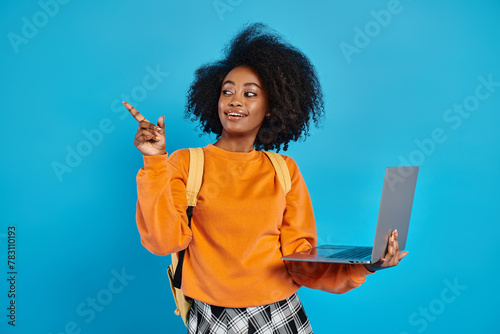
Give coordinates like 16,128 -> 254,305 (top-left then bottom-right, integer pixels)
123,102 -> 166,156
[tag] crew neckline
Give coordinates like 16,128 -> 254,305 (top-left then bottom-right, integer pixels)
205,144 -> 260,162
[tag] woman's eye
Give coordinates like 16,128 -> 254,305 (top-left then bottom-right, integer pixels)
222,90 -> 256,97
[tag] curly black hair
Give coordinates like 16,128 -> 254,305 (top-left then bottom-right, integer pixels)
186,22 -> 324,151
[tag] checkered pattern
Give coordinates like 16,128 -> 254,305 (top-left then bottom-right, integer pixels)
187,293 -> 313,334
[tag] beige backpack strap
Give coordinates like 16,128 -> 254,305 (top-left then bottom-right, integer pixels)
170,147 -> 204,292
168,148 -> 203,326
185,148 -> 204,206
263,151 -> 292,195
171,147 -> 204,280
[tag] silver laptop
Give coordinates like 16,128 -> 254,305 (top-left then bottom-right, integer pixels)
282,166 -> 419,264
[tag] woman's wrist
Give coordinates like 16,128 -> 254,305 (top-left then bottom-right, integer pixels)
364,264 -> 376,273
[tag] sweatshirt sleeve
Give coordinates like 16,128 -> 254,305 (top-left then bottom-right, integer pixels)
280,156 -> 374,294
135,150 -> 192,256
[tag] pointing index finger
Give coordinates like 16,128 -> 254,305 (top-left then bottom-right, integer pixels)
123,101 -> 148,123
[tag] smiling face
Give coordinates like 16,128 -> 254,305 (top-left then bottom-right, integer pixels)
217,65 -> 268,143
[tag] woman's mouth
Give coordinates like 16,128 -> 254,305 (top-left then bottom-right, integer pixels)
226,112 -> 247,117
224,110 -> 248,119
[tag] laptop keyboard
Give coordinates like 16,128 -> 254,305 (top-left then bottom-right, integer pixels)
329,246 -> 372,259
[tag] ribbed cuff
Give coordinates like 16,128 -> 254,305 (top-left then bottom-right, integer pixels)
142,153 -> 169,172
352,264 -> 375,279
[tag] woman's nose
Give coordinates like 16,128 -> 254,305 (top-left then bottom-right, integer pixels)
229,95 -> 242,107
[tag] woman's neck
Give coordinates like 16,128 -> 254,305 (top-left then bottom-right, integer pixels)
213,134 -> 255,153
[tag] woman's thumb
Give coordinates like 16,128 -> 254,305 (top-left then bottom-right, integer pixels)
158,115 -> 165,129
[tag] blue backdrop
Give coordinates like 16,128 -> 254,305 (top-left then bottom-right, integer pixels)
2,0 -> 499,333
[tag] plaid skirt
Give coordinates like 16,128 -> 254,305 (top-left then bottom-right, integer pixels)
187,293 -> 313,334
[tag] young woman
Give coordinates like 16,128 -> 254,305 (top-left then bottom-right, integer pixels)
124,23 -> 407,334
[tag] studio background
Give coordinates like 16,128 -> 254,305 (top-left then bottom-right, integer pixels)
1,0 -> 499,333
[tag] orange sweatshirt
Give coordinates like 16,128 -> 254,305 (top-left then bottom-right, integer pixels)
136,144 -> 372,307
